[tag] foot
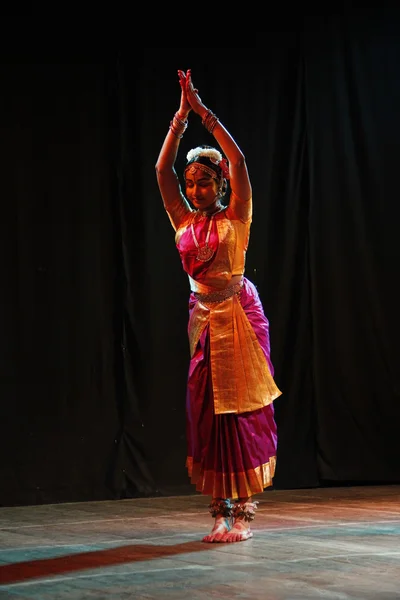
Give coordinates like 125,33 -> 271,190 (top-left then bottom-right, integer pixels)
202,515 -> 231,543
220,519 -> 253,543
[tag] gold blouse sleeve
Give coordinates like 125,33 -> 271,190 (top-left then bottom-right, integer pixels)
165,194 -> 193,231
226,192 -> 252,224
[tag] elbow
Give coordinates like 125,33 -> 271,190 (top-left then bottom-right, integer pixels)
155,162 -> 168,178
230,154 -> 246,171
155,163 -> 164,183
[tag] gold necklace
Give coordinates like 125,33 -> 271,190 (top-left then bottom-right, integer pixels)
200,202 -> 223,218
191,215 -> 214,262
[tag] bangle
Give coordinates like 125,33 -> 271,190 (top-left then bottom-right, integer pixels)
169,112 -> 188,139
202,109 -> 219,133
176,113 -> 188,123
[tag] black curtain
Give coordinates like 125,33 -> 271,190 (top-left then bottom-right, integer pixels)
304,17 -> 400,482
1,18 -> 400,507
0,62 -> 122,505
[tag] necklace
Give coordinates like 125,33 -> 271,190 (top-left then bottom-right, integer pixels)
200,202 -> 223,218
191,215 -> 215,262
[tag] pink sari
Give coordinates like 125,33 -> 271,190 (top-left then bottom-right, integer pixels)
173,207 -> 281,500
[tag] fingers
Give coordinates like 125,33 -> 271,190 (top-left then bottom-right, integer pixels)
178,69 -> 200,104
178,71 -> 187,95
186,75 -> 197,95
178,68 -> 194,89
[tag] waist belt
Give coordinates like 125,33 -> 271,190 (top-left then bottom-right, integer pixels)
194,280 -> 243,304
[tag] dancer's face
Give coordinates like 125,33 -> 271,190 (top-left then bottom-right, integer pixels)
185,170 -> 220,213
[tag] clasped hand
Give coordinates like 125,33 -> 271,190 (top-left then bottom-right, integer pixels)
178,69 -> 205,117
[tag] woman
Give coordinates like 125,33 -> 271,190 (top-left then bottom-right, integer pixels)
155,69 -> 282,543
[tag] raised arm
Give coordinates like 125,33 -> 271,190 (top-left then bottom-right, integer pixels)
185,69 -> 252,204
155,70 -> 192,215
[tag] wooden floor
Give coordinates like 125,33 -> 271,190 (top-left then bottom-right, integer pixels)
0,485 -> 399,599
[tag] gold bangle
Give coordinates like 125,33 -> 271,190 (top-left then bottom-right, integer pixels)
175,112 -> 188,125
202,109 -> 219,133
169,112 -> 188,139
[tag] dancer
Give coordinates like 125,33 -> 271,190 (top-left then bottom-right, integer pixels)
155,69 -> 282,542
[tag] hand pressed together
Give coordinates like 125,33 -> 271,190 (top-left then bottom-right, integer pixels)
178,68 -> 207,119
177,70 -> 191,120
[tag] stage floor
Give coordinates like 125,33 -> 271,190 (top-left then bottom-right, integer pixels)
0,484 -> 399,599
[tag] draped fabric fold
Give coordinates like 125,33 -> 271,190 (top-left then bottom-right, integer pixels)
189,291 -> 282,414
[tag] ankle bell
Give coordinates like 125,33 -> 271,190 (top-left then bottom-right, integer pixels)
232,501 -> 259,522
208,498 -> 234,518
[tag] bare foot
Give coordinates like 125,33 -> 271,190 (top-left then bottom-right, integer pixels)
220,519 -> 253,543
202,516 -> 231,543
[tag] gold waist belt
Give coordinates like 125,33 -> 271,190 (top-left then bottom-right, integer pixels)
194,280 -> 243,304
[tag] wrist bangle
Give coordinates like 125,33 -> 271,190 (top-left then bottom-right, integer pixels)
202,109 -> 219,133
169,112 -> 188,139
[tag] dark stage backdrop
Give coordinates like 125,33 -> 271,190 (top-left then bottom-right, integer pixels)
1,19 -> 400,506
